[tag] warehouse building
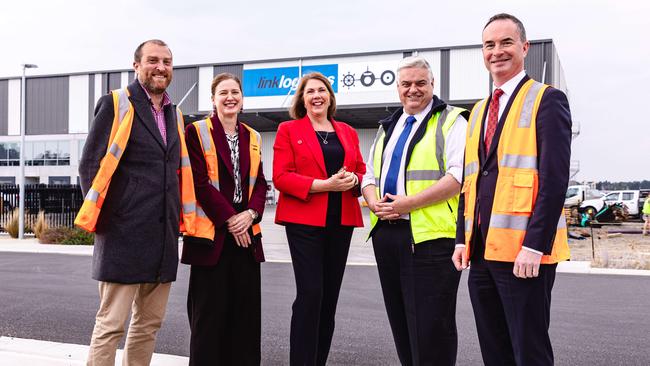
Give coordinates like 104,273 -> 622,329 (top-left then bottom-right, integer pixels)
0,40 -> 570,186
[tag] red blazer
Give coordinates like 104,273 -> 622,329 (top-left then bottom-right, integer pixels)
273,116 -> 366,227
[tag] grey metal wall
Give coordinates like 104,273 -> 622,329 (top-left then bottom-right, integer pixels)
108,72 -> 121,91
213,65 -> 243,80
26,77 -> 68,135
524,42 -> 546,83
0,80 -> 7,135
88,74 -> 95,127
167,67 -> 198,113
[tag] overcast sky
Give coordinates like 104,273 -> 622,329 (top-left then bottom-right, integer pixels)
1,0 -> 648,181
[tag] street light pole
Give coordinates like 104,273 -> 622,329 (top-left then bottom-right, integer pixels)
19,63 -> 38,239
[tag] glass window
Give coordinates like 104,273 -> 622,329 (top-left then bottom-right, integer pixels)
566,187 -> 578,199
622,192 -> 634,201
604,192 -> 619,201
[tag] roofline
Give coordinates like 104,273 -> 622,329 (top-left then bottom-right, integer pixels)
0,39 -> 555,81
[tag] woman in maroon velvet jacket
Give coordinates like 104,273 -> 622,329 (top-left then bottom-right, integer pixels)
273,72 -> 366,365
182,73 -> 267,366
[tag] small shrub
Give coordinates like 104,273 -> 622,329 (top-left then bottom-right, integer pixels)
33,211 -> 49,238
61,227 -> 94,245
38,227 -> 70,244
4,209 -> 31,238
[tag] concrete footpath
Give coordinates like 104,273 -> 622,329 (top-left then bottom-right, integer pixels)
1,206 -> 649,365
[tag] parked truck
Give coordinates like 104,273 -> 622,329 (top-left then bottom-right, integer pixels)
580,190 -> 641,219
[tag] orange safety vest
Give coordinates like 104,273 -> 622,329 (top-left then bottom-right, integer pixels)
461,79 -> 570,264
187,117 -> 262,243
74,88 -> 198,236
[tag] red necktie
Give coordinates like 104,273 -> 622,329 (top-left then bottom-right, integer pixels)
484,88 -> 504,152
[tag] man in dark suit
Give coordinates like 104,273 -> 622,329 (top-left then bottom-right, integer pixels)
80,39 -> 181,366
452,14 -> 572,366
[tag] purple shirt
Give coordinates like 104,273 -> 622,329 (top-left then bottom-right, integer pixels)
139,82 -> 171,145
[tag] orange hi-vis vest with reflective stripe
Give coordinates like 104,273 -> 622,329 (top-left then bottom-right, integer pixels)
74,88 -> 199,236
188,117 -> 262,242
461,79 -> 570,264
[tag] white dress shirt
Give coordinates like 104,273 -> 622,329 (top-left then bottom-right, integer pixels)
362,100 -> 468,220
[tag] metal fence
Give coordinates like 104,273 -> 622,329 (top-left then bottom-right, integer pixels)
0,184 -> 84,233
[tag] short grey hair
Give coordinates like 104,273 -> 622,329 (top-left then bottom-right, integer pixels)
397,56 -> 434,81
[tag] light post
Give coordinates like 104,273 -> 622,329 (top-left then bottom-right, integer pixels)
19,63 -> 38,239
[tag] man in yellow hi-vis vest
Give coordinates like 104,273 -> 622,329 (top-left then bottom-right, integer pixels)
452,14 -> 572,366
79,40 -> 184,366
361,56 -> 469,365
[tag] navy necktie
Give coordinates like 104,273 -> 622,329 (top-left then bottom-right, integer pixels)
383,115 -> 417,197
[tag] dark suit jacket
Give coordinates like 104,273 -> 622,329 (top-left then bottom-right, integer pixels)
273,116 -> 366,227
181,115 -> 267,266
456,75 -> 572,254
79,80 -> 181,283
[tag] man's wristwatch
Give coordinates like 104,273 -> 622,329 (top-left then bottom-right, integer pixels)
247,209 -> 258,220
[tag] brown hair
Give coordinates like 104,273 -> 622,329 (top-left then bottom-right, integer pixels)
289,72 -> 336,120
484,13 -> 527,42
134,39 -> 170,62
211,73 -> 243,96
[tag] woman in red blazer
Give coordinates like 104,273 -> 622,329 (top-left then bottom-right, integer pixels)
273,72 -> 366,365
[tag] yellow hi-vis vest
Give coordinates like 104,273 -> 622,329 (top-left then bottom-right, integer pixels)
188,117 -> 262,242
461,79 -> 570,264
369,105 -> 466,244
75,88 -> 198,235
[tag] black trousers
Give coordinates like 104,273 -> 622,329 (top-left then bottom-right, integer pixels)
372,221 -> 461,366
285,223 -> 354,366
187,234 -> 261,366
468,232 -> 557,366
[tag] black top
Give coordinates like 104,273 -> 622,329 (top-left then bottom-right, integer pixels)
315,130 -> 344,226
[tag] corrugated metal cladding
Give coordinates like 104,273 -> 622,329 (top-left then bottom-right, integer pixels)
524,42 -> 546,83
128,71 -> 135,82
167,68 -> 198,114
440,49 -> 450,100
101,74 -> 108,95
213,65 -> 243,80
0,80 -> 8,135
108,72 -> 121,92
88,74 -> 95,126
26,77 -> 68,135
543,43 -> 555,85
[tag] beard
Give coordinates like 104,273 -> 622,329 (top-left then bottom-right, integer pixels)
140,72 -> 172,95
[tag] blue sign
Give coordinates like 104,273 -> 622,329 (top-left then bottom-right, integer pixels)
243,64 -> 338,97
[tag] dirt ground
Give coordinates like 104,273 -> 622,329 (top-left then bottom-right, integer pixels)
568,221 -> 650,270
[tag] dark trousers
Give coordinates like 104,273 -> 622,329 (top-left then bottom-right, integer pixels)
187,235 -> 261,366
285,223 -> 354,366
372,221 -> 461,366
468,233 -> 557,366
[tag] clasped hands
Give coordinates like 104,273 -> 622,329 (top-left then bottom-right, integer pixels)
226,211 -> 254,247
325,167 -> 358,192
369,193 -> 414,220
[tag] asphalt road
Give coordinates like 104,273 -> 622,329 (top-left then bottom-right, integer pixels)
1,252 -> 649,365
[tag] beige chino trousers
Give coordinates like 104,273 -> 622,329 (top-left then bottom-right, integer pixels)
86,281 -> 171,366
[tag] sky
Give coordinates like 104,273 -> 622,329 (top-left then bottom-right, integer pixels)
1,0 -> 648,181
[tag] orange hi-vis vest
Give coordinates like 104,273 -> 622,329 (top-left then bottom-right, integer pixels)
461,79 -> 570,264
75,88 -> 198,236
188,117 -> 262,242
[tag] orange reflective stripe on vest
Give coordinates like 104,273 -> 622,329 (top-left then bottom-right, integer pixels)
190,118 -> 262,242
461,79 -> 570,264
75,88 -> 199,237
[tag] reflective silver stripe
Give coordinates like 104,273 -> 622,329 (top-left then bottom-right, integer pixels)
465,219 -> 473,231
108,142 -> 123,159
183,202 -> 196,214
374,178 -> 380,186
499,154 -> 537,169
469,99 -> 486,137
249,176 -> 257,191
197,206 -> 208,218
370,127 -> 385,189
196,120 -> 212,152
557,214 -> 567,229
180,156 -> 191,167
405,170 -> 445,181
489,214 -> 529,230
85,188 -> 100,202
434,107 -> 449,172
211,179 -> 220,190
518,81 -> 545,128
115,89 -> 130,125
464,161 -> 479,177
